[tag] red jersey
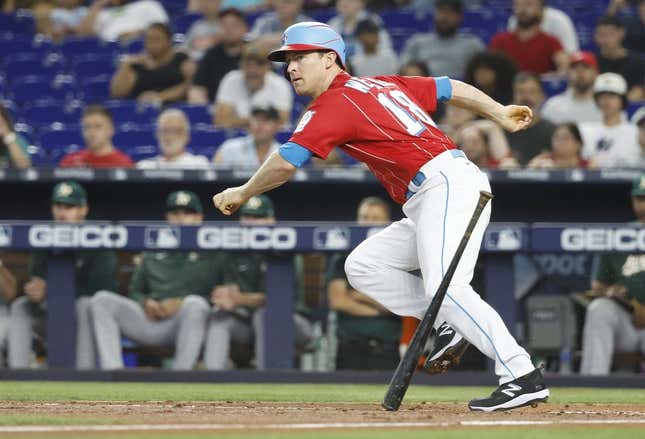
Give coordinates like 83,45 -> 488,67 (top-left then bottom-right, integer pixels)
489,31 -> 563,74
60,148 -> 134,168
289,72 -> 456,204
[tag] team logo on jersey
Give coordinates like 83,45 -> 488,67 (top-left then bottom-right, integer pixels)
0,225 -> 11,247
294,111 -> 315,133
484,228 -> 522,251
313,226 -> 350,250
145,226 -> 180,249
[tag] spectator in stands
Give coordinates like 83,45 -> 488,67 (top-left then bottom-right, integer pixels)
38,0 -> 89,42
328,0 -> 392,58
594,15 -> 645,102
326,196 -> 400,370
579,73 -> 640,168
633,106 -> 645,166
59,105 -> 134,168
528,123 -> 589,169
456,121 -> 519,169
0,254 -> 18,367
247,0 -> 312,51
464,51 -> 518,105
188,8 -> 247,104
77,0 -> 169,42
580,174 -> 645,375
92,191 -> 222,370
183,0 -> 222,61
505,73 -> 555,165
214,107 -> 281,168
507,0 -> 579,53
0,105 -> 31,169
213,43 -> 292,129
489,0 -> 568,75
204,195 -> 312,370
136,109 -> 210,169
398,61 -> 430,77
440,105 -> 475,141
8,181 -> 117,369
110,23 -> 196,105
541,51 -> 603,124
607,0 -> 645,55
401,0 -> 484,78
349,19 -> 399,76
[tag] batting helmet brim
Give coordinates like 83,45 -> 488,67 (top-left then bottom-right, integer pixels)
268,44 -> 346,68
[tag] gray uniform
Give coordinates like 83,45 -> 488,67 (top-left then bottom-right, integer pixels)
91,251 -> 227,370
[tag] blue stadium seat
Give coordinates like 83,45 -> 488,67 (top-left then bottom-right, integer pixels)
9,75 -> 75,104
171,104 -> 212,125
0,11 -> 35,35
2,58 -> 63,84
39,127 -> 84,149
71,55 -> 117,78
78,75 -> 112,103
276,130 -> 291,144
189,127 -> 227,150
58,38 -> 119,60
22,101 -> 82,128
173,13 -> 202,35
627,102 -> 644,120
27,144 -> 51,166
0,99 -> 18,120
126,144 -> 157,162
103,100 -> 160,125
0,35 -> 55,63
541,77 -> 568,97
48,143 -> 83,164
114,128 -> 156,150
121,38 -> 144,55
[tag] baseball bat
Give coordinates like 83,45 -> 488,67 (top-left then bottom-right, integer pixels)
382,190 -> 494,411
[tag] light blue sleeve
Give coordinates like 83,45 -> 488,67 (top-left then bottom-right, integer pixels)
434,76 -> 452,102
279,142 -> 313,168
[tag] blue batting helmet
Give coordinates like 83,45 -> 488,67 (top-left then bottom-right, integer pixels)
268,22 -> 346,69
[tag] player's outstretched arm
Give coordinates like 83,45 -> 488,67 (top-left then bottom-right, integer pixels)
213,151 -> 297,215
448,79 -> 533,132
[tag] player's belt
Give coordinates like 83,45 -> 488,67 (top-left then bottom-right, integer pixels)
406,149 -> 466,200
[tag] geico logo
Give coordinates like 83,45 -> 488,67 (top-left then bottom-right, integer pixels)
561,228 -> 645,251
28,225 -> 128,248
197,227 -> 297,250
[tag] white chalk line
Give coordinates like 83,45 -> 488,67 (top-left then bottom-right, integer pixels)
1,419 -> 645,433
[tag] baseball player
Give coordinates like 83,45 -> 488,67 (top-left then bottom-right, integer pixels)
213,22 -> 549,411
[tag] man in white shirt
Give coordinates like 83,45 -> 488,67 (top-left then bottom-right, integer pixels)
579,73 -> 640,168
137,109 -> 210,169
79,0 -> 169,42
213,43 -> 293,129
541,51 -> 603,124
632,106 -> 645,167
213,106 -> 281,168
507,0 -> 579,53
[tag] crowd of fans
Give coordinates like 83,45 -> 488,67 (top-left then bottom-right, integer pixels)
0,0 -> 642,169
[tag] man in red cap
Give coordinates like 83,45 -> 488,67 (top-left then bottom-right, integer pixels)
541,51 -> 603,124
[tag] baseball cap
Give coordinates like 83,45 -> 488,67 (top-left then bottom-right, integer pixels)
242,43 -> 269,63
593,72 -> 628,96
239,195 -> 274,218
631,106 -> 645,127
632,174 -> 645,197
51,181 -> 87,206
166,190 -> 203,213
570,51 -> 597,69
251,106 -> 280,121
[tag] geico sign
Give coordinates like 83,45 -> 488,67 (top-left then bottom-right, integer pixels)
197,227 -> 297,250
561,228 -> 645,251
28,225 -> 128,248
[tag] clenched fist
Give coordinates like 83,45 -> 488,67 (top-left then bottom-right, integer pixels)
212,186 -> 249,215
495,105 -> 533,132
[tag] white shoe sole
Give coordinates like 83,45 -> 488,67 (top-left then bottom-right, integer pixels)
469,388 -> 550,412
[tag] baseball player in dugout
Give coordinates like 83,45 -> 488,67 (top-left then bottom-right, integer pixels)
8,181 -> 117,369
580,174 -> 645,375
91,190 -> 227,370
213,22 -> 550,411
326,196 -> 402,370
205,195 -> 313,370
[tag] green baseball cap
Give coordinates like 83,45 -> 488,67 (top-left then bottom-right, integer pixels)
166,190 -> 203,213
239,195 -> 274,218
632,174 -> 645,197
51,181 -> 87,206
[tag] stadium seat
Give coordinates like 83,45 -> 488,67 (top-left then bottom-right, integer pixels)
58,38 -> 119,61
173,13 -> 202,35
2,58 -> 63,84
48,143 -> 83,164
126,144 -> 158,162
627,102 -> 644,120
0,11 -> 35,35
114,128 -> 157,150
171,104 -> 212,125
103,100 -> 160,125
21,101 -> 82,128
189,127 -> 227,150
39,127 -> 84,150
0,35 -> 55,63
121,38 -> 144,55
78,75 -> 112,103
9,75 -> 74,104
541,77 -> 568,97
71,55 -> 117,78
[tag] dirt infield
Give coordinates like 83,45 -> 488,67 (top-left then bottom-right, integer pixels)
2,400 -> 645,430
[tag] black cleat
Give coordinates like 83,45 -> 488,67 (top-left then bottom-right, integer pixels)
468,368 -> 550,412
424,322 -> 470,375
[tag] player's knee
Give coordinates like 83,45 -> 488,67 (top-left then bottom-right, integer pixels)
180,295 -> 210,317
91,290 -> 117,309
